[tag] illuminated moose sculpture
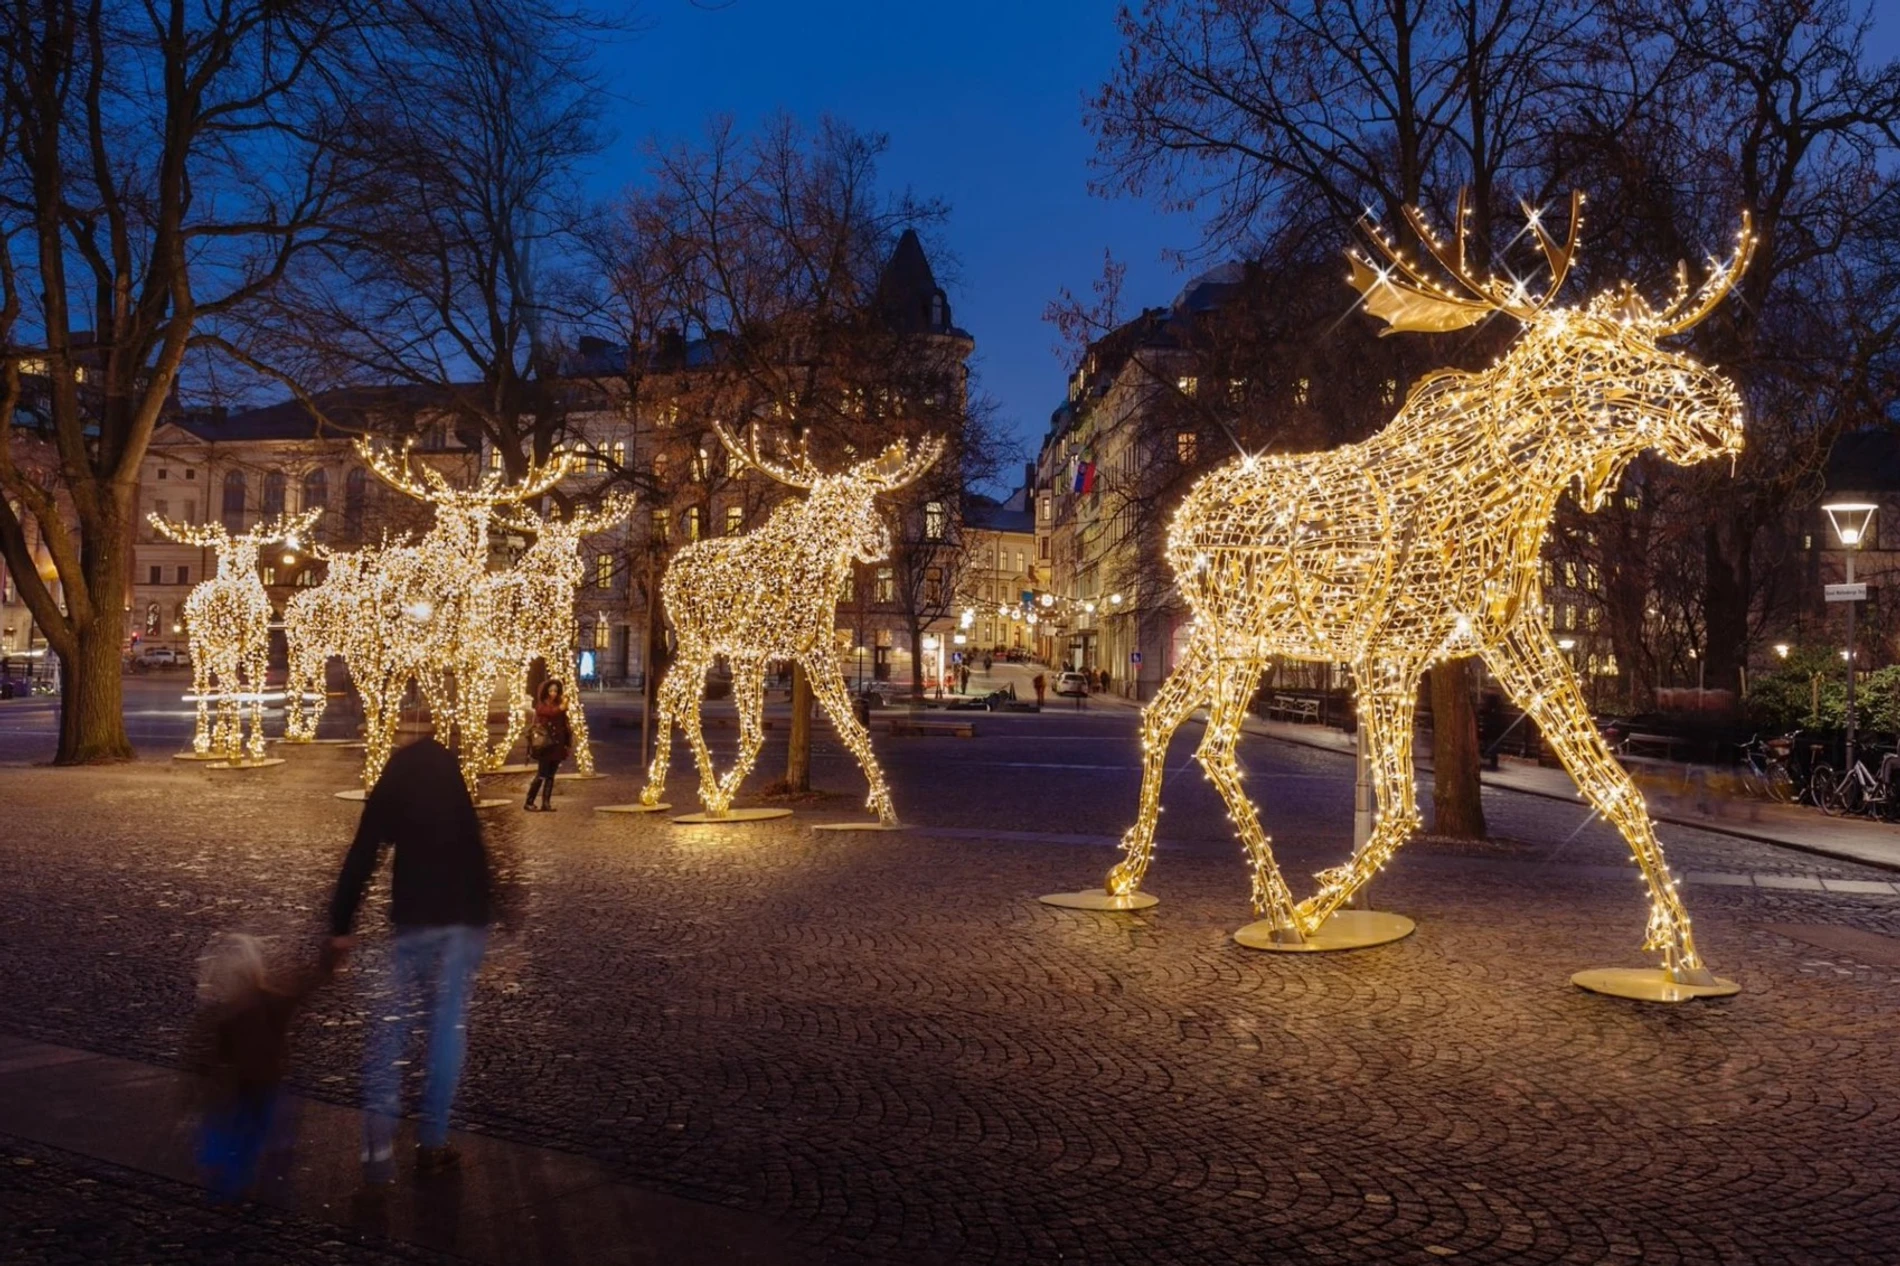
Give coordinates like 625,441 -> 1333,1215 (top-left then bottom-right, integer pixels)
1046,192 -> 1755,1000
640,424 -> 943,823
149,508 -> 323,761
343,441 -> 577,796
282,544 -> 387,742
487,494 -> 639,776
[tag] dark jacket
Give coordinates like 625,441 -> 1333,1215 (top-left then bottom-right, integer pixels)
530,699 -> 572,764
329,738 -> 492,935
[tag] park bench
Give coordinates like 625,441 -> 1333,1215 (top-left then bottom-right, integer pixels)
1267,694 -> 1321,724
887,718 -> 977,738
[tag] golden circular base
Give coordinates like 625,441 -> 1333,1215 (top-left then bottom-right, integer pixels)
205,757 -> 286,771
1571,968 -> 1741,1003
1038,888 -> 1160,912
305,738 -> 355,746
810,821 -> 907,832
173,751 -> 234,762
671,807 -> 794,825
487,764 -> 606,780
595,803 -> 673,814
472,799 -> 513,811
279,736 -> 314,745
334,788 -> 368,801
1233,909 -> 1416,953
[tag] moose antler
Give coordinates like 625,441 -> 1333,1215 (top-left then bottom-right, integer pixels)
863,435 -> 945,491
709,418 -> 820,489
1648,214 -> 1756,336
1350,190 -> 1584,333
252,507 -> 324,547
148,514 -> 231,549
355,439 -> 437,501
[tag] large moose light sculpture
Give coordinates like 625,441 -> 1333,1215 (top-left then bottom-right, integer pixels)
149,508 -> 323,762
1044,192 -> 1755,1002
640,424 -> 943,824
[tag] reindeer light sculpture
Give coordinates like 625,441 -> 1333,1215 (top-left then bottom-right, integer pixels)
640,424 -> 943,823
282,544 -> 388,742
344,441 -> 577,796
149,508 -> 323,761
1044,192 -> 1755,1002
487,494 -> 639,775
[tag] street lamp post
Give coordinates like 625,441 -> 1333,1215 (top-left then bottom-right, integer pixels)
1822,501 -> 1877,773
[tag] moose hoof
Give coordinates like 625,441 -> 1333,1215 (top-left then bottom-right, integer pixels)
1571,967 -> 1740,1002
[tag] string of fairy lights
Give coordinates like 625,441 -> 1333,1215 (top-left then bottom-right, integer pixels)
1079,192 -> 1754,989
641,422 -> 941,824
149,508 -> 323,760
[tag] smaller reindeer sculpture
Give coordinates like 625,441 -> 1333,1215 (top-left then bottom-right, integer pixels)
641,424 -> 943,822
282,543 -> 394,742
149,509 -> 323,760
1072,192 -> 1754,989
487,494 -> 639,774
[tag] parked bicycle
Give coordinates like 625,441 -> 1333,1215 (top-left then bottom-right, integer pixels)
1808,747 -> 1900,821
1735,733 -> 1795,804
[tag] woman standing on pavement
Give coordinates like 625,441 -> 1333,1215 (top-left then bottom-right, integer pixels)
524,679 -> 573,812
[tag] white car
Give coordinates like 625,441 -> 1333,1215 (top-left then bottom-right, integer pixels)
134,646 -> 182,667
1055,671 -> 1090,697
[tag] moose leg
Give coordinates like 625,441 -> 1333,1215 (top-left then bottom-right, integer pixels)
1485,626 -> 1721,988
244,642 -> 270,760
189,651 -> 214,754
1295,659 -> 1424,933
711,656 -> 768,810
668,651 -> 725,814
803,649 -> 897,824
640,651 -> 695,806
490,663 -> 530,770
558,645 -> 599,776
1101,634 -> 1213,899
1194,656 -> 1302,936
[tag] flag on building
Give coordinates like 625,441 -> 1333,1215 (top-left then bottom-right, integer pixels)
1073,459 -> 1096,495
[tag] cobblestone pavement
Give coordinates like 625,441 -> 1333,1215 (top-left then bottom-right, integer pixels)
3,703 -> 1900,1261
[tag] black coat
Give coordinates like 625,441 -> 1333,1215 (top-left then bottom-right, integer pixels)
329,738 -> 492,934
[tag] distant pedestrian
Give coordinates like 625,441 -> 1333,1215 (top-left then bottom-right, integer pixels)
329,735 -> 493,1183
958,663 -> 970,693
524,679 -> 573,812
982,654 -> 992,673
1032,672 -> 1046,707
187,932 -> 335,1202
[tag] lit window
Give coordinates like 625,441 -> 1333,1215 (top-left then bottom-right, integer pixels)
1294,378 -> 1309,406
875,567 -> 895,603
725,505 -> 743,535
685,507 -> 701,541
651,509 -> 670,542
262,566 -> 278,586
924,501 -> 946,541
1176,431 -> 1198,464
489,448 -> 503,471
1561,605 -> 1575,630
1176,375 -> 1198,397
596,553 -> 613,589
1541,560 -> 1553,587
1586,607 -> 1601,631
1803,533 -> 1813,550
611,441 -> 627,468
1564,561 -> 1577,587
593,620 -> 609,649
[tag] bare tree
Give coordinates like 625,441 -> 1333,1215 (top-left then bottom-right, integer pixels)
0,0 -> 366,762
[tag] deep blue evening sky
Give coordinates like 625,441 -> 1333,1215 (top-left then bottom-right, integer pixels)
594,2 -> 1900,477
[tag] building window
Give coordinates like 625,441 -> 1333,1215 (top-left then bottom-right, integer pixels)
685,506 -> 701,541
302,468 -> 328,516
1176,431 -> 1198,464
145,602 -> 159,634
593,619 -> 609,649
691,448 -> 710,482
185,468 -> 195,480
1294,378 -> 1310,406
1561,605 -> 1575,630
221,470 -> 247,532
924,500 -> 946,542
262,566 -> 278,586
725,505 -> 744,535
182,499 -> 195,524
651,509 -> 670,543
597,553 -> 613,590
1015,549 -> 1026,574
1176,375 -> 1198,397
157,468 -> 168,480
152,499 -> 168,533
149,565 -> 162,585
262,469 -> 286,517
489,448 -> 503,471
611,441 -> 627,469
875,567 -> 895,603
296,567 -> 320,587
177,566 -> 189,585
344,468 -> 367,536
1040,536 -> 1050,560
1039,495 -> 1051,523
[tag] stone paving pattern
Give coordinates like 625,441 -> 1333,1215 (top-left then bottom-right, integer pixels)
3,698 -> 1900,1261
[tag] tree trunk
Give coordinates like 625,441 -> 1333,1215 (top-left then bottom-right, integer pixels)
1430,658 -> 1485,839
58,616 -> 133,764
908,619 -> 926,698
1702,518 -> 1751,699
784,661 -> 812,792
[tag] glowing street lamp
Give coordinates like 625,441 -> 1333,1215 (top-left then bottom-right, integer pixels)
1822,500 -> 1877,772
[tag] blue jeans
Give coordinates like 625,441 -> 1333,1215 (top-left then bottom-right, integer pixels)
197,1090 -> 279,1201
363,924 -> 487,1156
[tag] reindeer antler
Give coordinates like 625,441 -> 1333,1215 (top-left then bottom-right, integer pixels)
491,449 -> 579,504
863,435 -> 945,492
710,418 -> 819,489
251,507 -> 324,546
1649,213 -> 1756,336
355,440 -> 437,502
1350,190 -> 1584,333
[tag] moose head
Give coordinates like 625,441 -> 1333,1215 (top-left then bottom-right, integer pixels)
708,419 -> 945,565
354,439 -> 579,557
1350,190 -> 1754,505
148,507 -> 325,576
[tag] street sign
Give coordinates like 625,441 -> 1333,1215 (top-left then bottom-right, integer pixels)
1825,583 -> 1868,603
1129,651 -> 1142,665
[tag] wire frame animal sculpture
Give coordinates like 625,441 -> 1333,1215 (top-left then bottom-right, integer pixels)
1082,192 -> 1754,988
148,509 -> 323,760
343,441 -> 576,796
282,542 -> 396,742
487,494 -> 639,774
640,424 -> 943,822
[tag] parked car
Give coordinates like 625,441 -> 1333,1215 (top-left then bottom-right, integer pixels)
1055,671 -> 1090,698
134,646 -> 180,668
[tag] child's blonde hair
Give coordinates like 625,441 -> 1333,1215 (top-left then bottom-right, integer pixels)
197,932 -> 268,1005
